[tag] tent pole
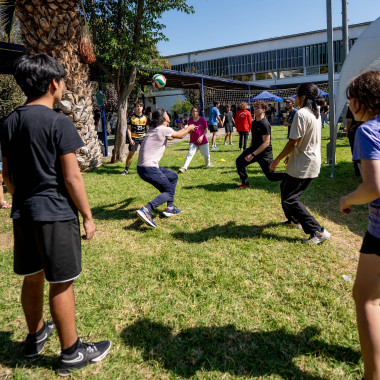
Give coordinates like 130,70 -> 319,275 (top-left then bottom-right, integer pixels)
248,85 -> 251,110
200,78 -> 205,117
326,0 -> 336,177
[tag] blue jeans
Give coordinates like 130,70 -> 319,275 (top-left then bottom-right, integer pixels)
137,166 -> 178,210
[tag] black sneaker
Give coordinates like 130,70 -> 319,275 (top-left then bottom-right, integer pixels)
57,338 -> 111,376
22,321 -> 55,357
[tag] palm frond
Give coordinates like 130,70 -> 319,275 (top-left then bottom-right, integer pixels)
0,0 -> 16,41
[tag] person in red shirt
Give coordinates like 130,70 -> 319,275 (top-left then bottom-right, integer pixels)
234,102 -> 252,151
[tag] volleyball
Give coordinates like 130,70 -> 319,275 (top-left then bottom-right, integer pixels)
152,74 -> 166,88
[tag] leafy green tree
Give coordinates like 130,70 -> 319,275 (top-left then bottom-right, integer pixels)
85,0 -> 194,162
0,74 -> 24,119
171,96 -> 193,116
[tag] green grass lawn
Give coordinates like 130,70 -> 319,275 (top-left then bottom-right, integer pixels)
0,126 -> 367,379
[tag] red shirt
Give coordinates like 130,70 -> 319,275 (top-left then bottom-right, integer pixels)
235,109 -> 252,132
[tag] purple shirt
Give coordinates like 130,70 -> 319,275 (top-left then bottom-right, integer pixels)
188,117 -> 208,146
353,114 -> 380,238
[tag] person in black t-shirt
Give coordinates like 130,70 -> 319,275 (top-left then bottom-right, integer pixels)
236,101 -> 286,189
345,106 -> 362,176
222,104 -> 235,145
0,54 -> 110,375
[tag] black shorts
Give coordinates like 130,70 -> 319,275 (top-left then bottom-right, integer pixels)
129,138 -> 143,152
13,218 -> 82,283
360,231 -> 380,256
208,124 -> 218,133
225,125 -> 234,133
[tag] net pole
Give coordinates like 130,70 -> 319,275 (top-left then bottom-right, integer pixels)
200,78 -> 205,117
248,85 -> 251,110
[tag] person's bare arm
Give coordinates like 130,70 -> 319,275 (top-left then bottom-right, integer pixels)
60,152 -> 95,240
171,124 -> 197,139
1,158 -> 14,195
346,118 -> 353,132
127,125 -> 134,145
340,159 -> 380,213
269,138 -> 300,171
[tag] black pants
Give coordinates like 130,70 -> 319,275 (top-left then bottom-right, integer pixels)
347,127 -> 360,176
280,174 -> 321,235
238,131 -> 249,150
236,147 -> 286,184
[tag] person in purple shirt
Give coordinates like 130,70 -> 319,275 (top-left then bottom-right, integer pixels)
179,107 -> 212,173
339,70 -> 380,380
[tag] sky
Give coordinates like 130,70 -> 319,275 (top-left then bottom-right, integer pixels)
157,0 -> 380,57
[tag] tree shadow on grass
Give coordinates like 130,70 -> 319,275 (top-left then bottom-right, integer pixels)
172,221 -> 298,243
122,319 -> 360,379
0,331 -> 57,371
92,198 -> 136,221
93,163 -> 126,175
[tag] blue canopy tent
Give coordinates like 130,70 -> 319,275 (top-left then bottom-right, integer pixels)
253,91 -> 284,102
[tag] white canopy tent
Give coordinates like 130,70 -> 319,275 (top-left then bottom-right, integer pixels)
335,16 -> 380,133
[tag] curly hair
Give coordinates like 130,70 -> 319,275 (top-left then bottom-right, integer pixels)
346,70 -> 380,116
254,101 -> 268,111
239,102 -> 248,110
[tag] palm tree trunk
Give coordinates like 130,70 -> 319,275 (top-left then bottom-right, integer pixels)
15,0 -> 102,171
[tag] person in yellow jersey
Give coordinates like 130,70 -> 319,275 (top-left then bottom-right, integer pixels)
121,100 -> 149,175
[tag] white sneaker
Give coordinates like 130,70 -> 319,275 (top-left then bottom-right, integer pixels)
178,167 -> 186,173
229,142 -> 234,145
207,163 -> 213,167
303,228 -> 331,244
224,142 -> 227,145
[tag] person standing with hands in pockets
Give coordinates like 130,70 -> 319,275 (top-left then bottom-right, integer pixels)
339,71 -> 380,380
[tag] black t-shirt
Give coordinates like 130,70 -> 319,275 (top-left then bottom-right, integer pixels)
0,105 -> 84,221
223,111 -> 234,127
346,107 -> 363,132
251,117 -> 272,156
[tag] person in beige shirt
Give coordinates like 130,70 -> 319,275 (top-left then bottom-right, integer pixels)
270,82 -> 330,244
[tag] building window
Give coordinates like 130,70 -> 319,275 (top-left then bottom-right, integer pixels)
292,68 -> 304,77
279,70 -> 292,78
306,66 -> 319,75
242,74 -> 253,81
255,72 -> 267,80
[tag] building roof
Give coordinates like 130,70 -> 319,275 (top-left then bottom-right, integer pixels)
138,68 -> 268,90
165,22 -> 371,58
0,41 -> 25,74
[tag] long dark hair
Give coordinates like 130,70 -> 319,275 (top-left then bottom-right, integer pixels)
151,107 -> 166,128
297,83 -> 320,119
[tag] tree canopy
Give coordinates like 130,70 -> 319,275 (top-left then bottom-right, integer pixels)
84,0 -> 194,162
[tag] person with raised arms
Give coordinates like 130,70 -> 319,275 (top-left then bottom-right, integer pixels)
136,108 -> 197,228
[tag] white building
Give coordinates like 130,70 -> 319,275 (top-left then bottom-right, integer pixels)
152,22 -> 371,111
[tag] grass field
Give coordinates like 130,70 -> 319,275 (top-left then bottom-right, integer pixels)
0,126 -> 367,379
